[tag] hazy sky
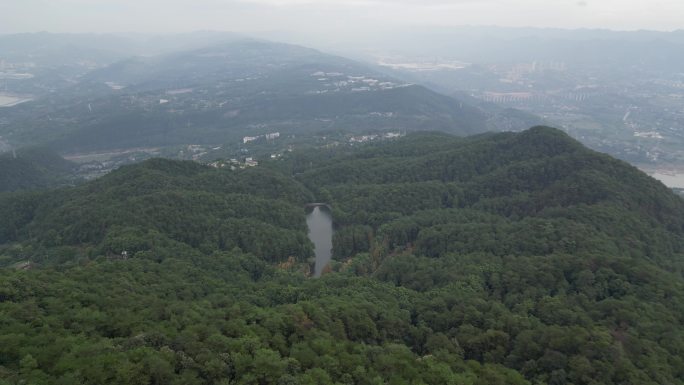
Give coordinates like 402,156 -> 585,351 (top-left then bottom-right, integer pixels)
0,0 -> 682,34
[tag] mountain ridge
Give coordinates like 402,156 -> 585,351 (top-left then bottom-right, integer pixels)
2,126 -> 684,384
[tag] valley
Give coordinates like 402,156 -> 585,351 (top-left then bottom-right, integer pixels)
335,27 -> 684,176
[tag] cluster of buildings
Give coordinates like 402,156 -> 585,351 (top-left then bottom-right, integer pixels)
349,132 -> 403,143
309,71 -> 409,94
208,157 -> 259,170
243,132 -> 280,144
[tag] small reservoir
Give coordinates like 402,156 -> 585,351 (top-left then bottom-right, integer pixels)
305,205 -> 333,277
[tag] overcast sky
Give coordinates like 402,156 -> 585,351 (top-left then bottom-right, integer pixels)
0,0 -> 682,35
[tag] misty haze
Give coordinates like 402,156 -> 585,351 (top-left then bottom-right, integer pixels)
1,1 -> 684,384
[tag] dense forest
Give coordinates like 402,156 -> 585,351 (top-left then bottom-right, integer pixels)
1,126 -> 684,384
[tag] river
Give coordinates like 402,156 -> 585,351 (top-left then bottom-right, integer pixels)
650,172 -> 684,189
0,94 -> 32,107
305,205 -> 333,277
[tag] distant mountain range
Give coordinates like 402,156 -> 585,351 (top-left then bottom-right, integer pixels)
0,34 -> 539,154
292,26 -> 684,72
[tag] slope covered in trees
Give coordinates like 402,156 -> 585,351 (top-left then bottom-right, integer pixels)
0,148 -> 77,193
0,158 -> 314,265
1,126 -> 684,384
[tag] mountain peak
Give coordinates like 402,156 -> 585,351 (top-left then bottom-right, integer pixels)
510,125 -> 584,156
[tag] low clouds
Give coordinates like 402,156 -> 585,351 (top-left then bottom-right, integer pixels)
237,0 -> 491,5
0,0 -> 682,34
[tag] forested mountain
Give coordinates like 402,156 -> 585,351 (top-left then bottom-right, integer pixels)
1,126 -> 684,384
0,39 -> 489,153
0,147 -> 77,193
0,159 -> 314,265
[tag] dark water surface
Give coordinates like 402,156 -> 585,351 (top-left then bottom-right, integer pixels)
305,205 -> 333,277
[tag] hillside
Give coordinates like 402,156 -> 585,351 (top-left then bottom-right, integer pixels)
0,39 -> 489,153
0,147 -> 77,193
1,127 -> 684,384
0,158 -> 314,265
